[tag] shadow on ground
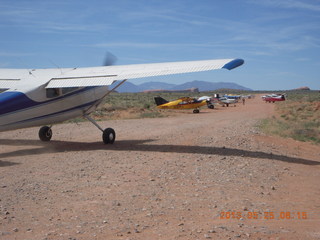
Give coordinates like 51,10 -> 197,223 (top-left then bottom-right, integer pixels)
0,138 -> 319,166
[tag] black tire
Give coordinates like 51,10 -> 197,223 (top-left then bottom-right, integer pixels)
208,104 -> 214,109
103,128 -> 116,144
226,103 -> 229,107
39,126 -> 52,141
193,109 -> 200,114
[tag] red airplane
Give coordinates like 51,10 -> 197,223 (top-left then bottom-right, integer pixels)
262,94 -> 286,103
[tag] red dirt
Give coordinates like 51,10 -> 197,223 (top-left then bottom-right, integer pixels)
0,95 -> 319,239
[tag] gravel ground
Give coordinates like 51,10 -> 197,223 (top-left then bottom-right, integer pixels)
0,95 -> 319,240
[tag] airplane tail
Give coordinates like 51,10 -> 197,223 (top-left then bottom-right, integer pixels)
154,96 -> 168,106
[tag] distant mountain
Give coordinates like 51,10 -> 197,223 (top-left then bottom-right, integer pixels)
110,80 -> 251,92
111,81 -> 142,92
138,81 -> 176,90
292,86 -> 310,91
170,80 -> 251,91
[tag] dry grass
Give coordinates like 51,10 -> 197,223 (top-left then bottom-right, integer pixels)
260,91 -> 320,144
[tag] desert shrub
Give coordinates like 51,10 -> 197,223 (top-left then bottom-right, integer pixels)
260,91 -> 320,144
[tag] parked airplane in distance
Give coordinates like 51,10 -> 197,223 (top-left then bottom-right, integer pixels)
218,97 -> 238,107
223,94 -> 241,100
154,96 -> 211,113
0,58 -> 244,144
262,94 -> 286,103
197,95 -> 217,109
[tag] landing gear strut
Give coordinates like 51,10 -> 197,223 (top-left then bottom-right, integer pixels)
39,126 -> 52,141
84,115 -> 115,144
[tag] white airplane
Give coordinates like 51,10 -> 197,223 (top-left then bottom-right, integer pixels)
0,58 -> 244,144
218,97 -> 238,107
197,96 -> 216,109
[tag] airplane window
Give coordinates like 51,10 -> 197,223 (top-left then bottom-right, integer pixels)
61,87 -> 79,94
46,87 -> 80,98
46,88 -> 61,98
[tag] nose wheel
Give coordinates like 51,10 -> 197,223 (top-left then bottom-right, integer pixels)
39,126 -> 52,141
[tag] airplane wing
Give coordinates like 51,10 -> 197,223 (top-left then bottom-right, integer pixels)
0,79 -> 21,90
0,68 -> 37,90
45,58 -> 244,88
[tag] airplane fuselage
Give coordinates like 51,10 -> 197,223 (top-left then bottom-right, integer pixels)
0,86 -> 108,132
156,98 -> 207,110
219,97 -> 237,104
262,94 -> 285,103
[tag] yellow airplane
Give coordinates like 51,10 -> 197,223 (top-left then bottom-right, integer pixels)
154,96 -> 209,113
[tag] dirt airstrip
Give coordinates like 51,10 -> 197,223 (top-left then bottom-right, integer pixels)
0,95 -> 319,240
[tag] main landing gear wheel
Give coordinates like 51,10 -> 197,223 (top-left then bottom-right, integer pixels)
103,128 -> 116,144
208,104 -> 214,109
193,109 -> 200,114
84,114 -> 116,144
39,126 -> 52,141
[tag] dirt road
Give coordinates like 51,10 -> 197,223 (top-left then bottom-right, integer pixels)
1,96 -> 319,240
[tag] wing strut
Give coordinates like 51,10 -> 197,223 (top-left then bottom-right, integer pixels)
81,79 -> 126,144
83,79 -> 127,115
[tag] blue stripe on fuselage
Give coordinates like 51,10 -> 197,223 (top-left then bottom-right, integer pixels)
0,91 -> 35,115
1,100 -> 98,129
0,87 -> 96,116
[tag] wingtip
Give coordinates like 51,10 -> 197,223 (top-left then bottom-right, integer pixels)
222,59 -> 244,70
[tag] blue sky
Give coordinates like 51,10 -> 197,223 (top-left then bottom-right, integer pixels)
0,0 -> 319,90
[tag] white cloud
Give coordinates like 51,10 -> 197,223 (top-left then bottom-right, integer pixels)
248,0 -> 320,12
